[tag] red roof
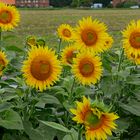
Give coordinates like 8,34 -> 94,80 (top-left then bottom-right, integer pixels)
0,0 -> 15,4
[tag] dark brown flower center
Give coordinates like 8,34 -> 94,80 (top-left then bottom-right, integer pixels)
129,32 -> 140,49
0,10 -> 12,24
63,29 -> 71,37
0,58 -> 5,71
79,60 -> 94,77
66,50 -> 76,64
81,29 -> 97,46
30,56 -> 52,81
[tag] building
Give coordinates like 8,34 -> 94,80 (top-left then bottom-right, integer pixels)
16,0 -> 49,8
0,0 -> 15,5
0,0 -> 50,7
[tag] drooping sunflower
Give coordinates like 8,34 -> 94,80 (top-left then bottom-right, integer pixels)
26,36 -> 37,47
122,20 -> 140,59
74,16 -> 108,53
0,2 -> 20,31
61,44 -> 78,66
0,51 -> 8,76
57,24 -> 74,42
70,96 -> 119,140
72,51 -> 102,85
22,46 -> 62,91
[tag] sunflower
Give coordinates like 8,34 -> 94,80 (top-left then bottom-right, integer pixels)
0,2 -> 20,31
103,34 -> 114,50
126,52 -> 140,65
61,44 -> 78,66
85,112 -> 119,140
22,46 -> 62,91
0,51 -> 8,76
72,51 -> 102,85
74,16 -> 108,53
70,96 -> 119,140
122,20 -> 140,59
26,36 -> 37,47
57,24 -> 74,42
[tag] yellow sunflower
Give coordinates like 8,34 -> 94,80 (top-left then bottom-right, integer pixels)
26,36 -> 37,47
57,24 -> 74,42
126,52 -> 140,65
61,44 -> 78,66
72,51 -> 102,85
122,20 -> 140,59
70,96 -> 119,140
74,16 -> 108,53
0,2 -> 20,31
0,51 -> 8,76
103,34 -> 114,50
22,46 -> 62,91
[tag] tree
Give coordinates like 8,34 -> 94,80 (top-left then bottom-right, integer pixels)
71,0 -> 80,7
71,0 -> 92,7
50,0 -> 72,7
81,0 -> 92,6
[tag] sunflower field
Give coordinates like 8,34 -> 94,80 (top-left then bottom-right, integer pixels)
0,2 -> 140,140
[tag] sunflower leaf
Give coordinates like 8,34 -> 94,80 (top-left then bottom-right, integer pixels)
39,120 -> 71,133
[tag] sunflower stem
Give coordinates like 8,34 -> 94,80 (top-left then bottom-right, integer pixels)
71,78 -> 75,94
57,38 -> 62,57
68,78 -> 75,104
117,48 -> 124,72
78,127 -> 82,140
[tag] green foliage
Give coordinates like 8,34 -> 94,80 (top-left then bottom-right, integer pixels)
123,1 -> 138,8
71,0 -> 80,7
50,0 -> 72,7
0,110 -> 23,130
116,1 -> 138,8
71,0 -> 92,7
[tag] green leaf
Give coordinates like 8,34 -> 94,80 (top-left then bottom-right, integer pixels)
37,123 -> 57,140
126,74 -> 140,85
39,120 -> 71,133
2,91 -> 18,102
36,94 -> 61,108
74,86 -> 93,96
2,133 -> 16,140
119,100 -> 140,116
116,119 -> 129,133
23,121 -> 44,140
133,88 -> 140,101
63,128 -> 78,140
0,102 -> 13,112
132,133 -> 140,140
37,123 -> 66,140
0,109 -> 23,130
50,86 -> 68,96
2,133 -> 29,140
62,76 -> 75,93
135,93 -> 140,101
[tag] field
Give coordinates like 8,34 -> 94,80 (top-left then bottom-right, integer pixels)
5,9 -> 140,49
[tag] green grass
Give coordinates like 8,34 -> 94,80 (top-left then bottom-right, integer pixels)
3,9 -> 140,49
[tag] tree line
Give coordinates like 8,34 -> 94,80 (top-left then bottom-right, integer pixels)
50,0 -> 111,7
